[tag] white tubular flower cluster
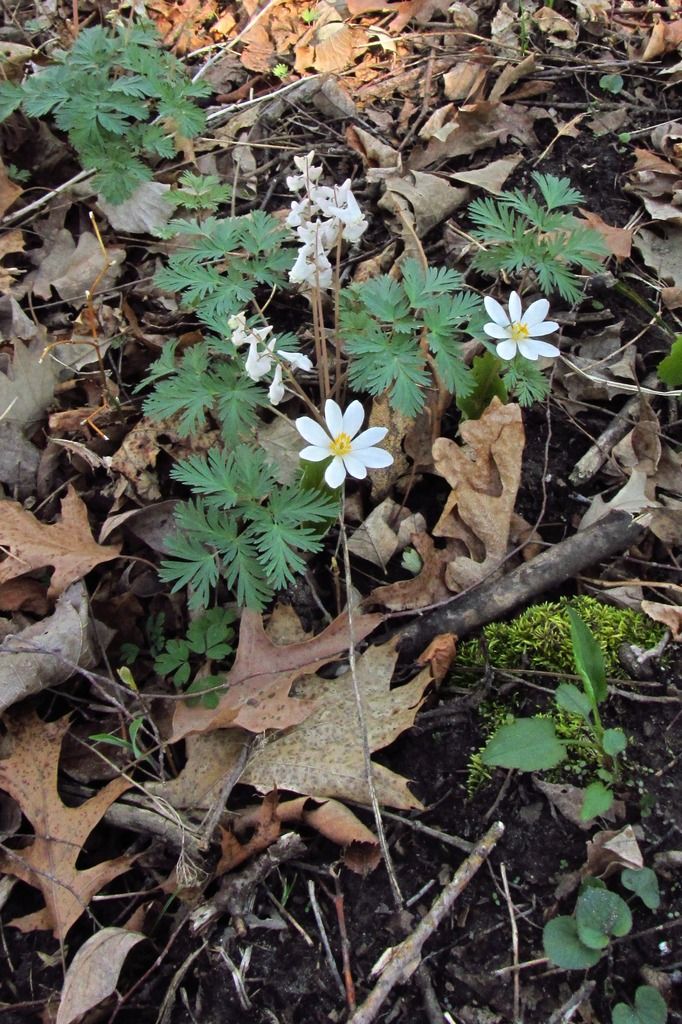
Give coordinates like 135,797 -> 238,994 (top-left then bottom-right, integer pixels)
286,151 -> 368,292
228,312 -> 312,406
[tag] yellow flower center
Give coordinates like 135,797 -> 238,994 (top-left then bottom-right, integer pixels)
510,321 -> 529,341
329,432 -> 353,457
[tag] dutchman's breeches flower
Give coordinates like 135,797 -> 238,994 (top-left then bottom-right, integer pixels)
483,292 -> 560,361
296,399 -> 393,489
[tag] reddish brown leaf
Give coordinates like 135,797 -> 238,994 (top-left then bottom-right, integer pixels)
0,712 -> 134,939
170,608 -> 383,741
0,485 -> 120,599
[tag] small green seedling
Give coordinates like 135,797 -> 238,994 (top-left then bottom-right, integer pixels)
481,608 -> 628,819
544,880 -> 631,969
154,607 -> 236,708
90,715 -> 147,761
612,986 -> 668,1024
599,73 -> 624,95
544,867 -> 660,970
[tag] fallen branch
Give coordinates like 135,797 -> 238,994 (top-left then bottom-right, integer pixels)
347,820 -> 505,1024
398,511 -> 644,659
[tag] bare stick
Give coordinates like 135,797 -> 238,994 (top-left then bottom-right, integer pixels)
347,821 -> 505,1024
340,515 -> 404,909
397,511 -> 644,659
500,863 -> 521,1022
307,879 -> 345,999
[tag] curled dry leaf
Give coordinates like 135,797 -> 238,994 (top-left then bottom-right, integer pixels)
0,712 -> 134,939
0,582 -> 102,713
432,398 -> 525,592
348,497 -> 424,570
416,633 -> 457,685
369,531 -> 457,611
221,793 -> 380,875
585,825 -> 644,878
0,485 -> 121,599
56,928 -> 146,1024
640,600 -> 682,639
579,209 -> 633,261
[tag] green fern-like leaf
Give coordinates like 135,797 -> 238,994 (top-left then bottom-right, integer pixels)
4,21 -> 209,203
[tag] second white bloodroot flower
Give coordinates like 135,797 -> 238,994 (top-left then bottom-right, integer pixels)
296,399 -> 393,489
483,291 -> 560,361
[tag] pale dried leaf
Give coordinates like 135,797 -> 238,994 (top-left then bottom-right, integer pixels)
380,170 -> 469,237
0,338 -> 57,430
348,498 -> 422,569
579,469 -> 657,530
641,600 -> 682,639
449,154 -> 523,193
432,398 -> 524,592
585,825 -> 643,878
533,6 -> 578,47
57,928 -> 145,1024
98,181 -> 172,234
239,639 -> 430,808
0,583 -> 101,712
0,485 -> 121,598
0,229 -> 25,293
51,232 -> 125,305
634,225 -> 682,287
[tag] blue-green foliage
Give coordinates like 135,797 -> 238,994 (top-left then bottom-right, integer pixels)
339,259 -> 481,416
158,450 -> 338,611
0,22 -> 210,203
154,210 -> 293,332
468,172 -> 607,303
139,340 -> 267,442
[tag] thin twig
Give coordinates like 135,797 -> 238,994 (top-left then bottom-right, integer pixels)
339,514 -> 404,910
500,863 -> 521,1023
347,821 -> 505,1024
307,879 -> 345,999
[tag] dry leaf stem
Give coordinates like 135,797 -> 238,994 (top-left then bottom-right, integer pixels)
347,820 -> 505,1024
339,515 -> 404,909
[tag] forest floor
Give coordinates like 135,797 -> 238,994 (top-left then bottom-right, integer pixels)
0,0 -> 682,1022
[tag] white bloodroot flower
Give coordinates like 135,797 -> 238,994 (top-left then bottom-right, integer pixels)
483,292 -> 560,361
296,399 -> 393,489
228,312 -> 312,405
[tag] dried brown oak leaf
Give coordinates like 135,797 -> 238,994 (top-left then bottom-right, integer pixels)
158,639 -> 429,811
170,607 -> 383,741
432,398 -> 524,592
0,712 -> 134,940
0,485 -> 120,598
237,639 -> 430,808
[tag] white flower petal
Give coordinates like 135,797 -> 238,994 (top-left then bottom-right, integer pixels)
528,338 -> 561,358
279,350 -> 312,372
355,447 -> 393,469
526,320 -> 559,337
268,366 -> 285,406
517,340 -> 540,360
324,399 -> 344,437
523,298 -> 550,326
484,323 -> 512,340
342,454 -> 368,479
483,295 -> 509,326
342,400 -> 365,439
496,339 -> 518,361
352,426 -> 388,449
296,416 -> 331,448
325,457 -> 347,488
300,445 -> 332,462
508,291 -> 523,323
